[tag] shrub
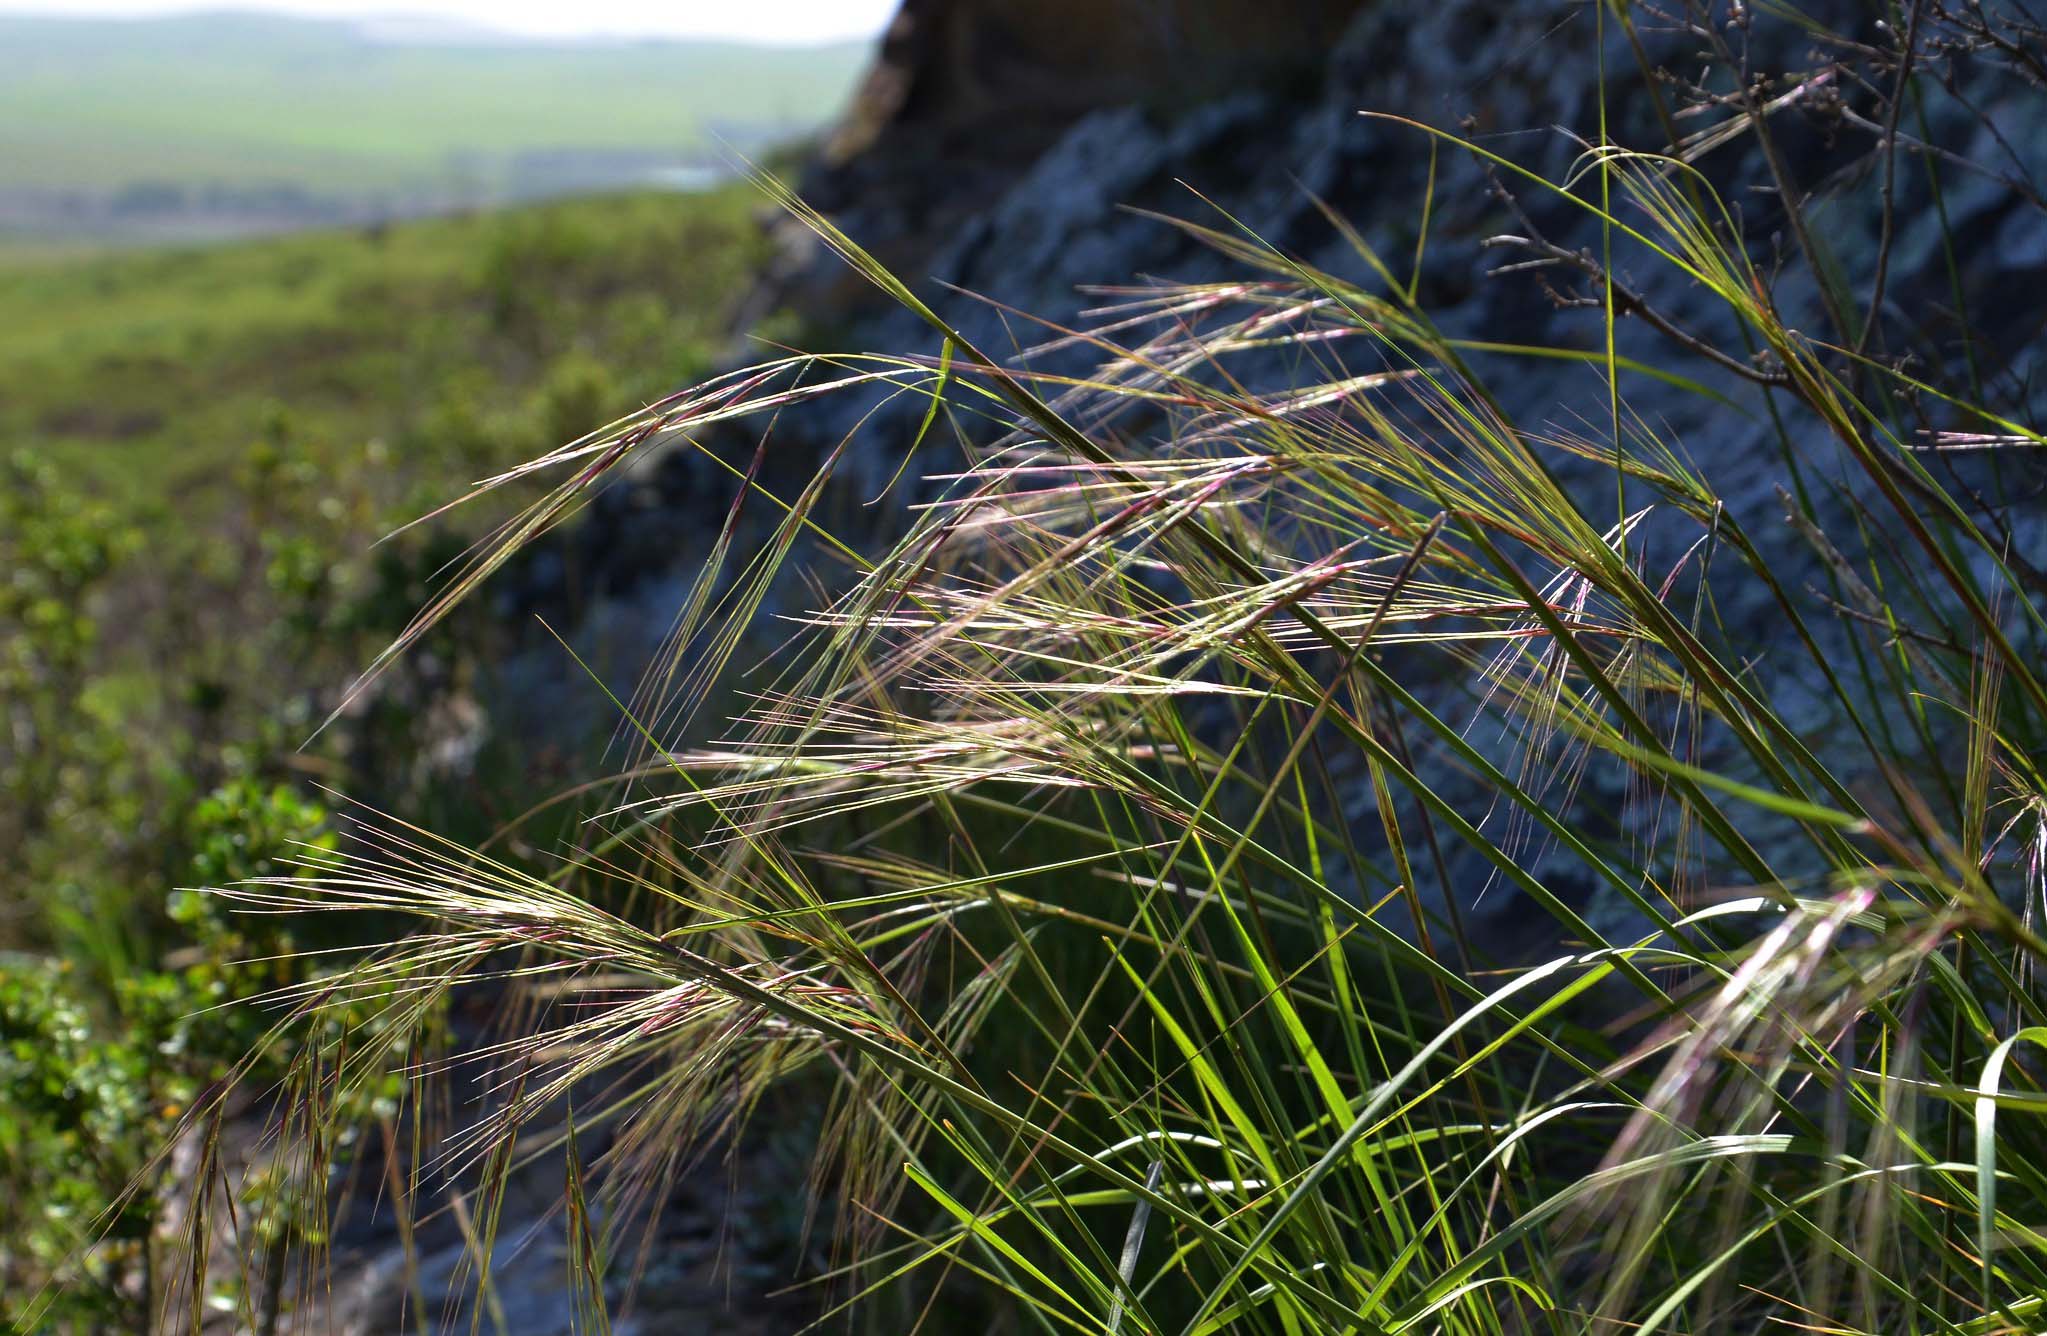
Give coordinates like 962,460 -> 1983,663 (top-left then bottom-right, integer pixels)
0,958 -> 161,1331
0,451 -> 145,954
1,782 -> 402,1333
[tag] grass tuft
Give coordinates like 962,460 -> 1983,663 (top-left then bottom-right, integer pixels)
189,87 -> 2047,1336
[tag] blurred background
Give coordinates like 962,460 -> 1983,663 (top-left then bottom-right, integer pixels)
1,2 -> 891,245
0,0 -> 887,934
3,4 -> 1390,1324
0,7 -> 889,1327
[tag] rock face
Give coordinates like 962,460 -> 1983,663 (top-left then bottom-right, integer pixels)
784,0 -> 1366,303
827,0 -> 1363,168
501,0 -> 2046,949
774,0 -> 1378,335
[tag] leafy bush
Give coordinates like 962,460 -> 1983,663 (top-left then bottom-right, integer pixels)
0,959 -> 162,1330
0,451 -> 146,957
0,187 -> 770,949
1,781 -> 402,1332
1,184 -> 781,1331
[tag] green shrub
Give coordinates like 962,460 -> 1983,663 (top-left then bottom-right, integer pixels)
0,451 -> 149,957
532,348 -> 620,451
1,780 -> 405,1332
2,183 -> 781,1328
0,959 -> 161,1330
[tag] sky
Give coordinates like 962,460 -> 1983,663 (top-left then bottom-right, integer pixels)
0,0 -> 898,43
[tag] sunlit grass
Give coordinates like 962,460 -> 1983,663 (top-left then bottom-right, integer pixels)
168,110 -> 2047,1336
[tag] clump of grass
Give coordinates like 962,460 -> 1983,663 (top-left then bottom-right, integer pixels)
189,87 -> 2047,1336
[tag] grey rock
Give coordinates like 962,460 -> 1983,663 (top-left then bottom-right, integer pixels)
470,0 -> 2047,961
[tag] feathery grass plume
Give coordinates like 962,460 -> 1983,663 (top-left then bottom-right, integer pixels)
183,89 -> 2047,1336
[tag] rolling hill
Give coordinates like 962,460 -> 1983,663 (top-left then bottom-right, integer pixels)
0,11 -> 871,241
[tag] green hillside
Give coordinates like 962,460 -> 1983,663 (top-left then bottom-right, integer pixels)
0,13 -> 869,237
0,188 -> 766,499
0,179 -> 788,1322
0,186 -> 774,946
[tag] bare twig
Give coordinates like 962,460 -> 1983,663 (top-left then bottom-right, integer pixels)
1481,233 -> 1793,386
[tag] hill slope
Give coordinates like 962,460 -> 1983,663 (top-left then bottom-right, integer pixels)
0,12 -> 870,239
0,185 -> 774,938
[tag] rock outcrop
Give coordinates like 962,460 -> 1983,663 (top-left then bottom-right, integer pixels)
504,0 -> 2046,942
761,0 -> 1366,319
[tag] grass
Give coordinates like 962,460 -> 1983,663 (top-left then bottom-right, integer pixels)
48,3 -> 2047,1329
182,131 -> 2047,1335
0,188 -> 768,506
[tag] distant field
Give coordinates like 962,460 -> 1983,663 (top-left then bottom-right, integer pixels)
0,13 -> 869,239
0,186 -> 768,503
